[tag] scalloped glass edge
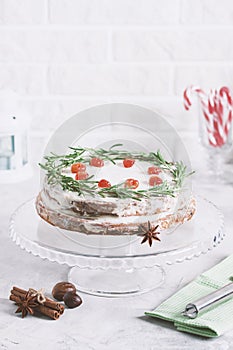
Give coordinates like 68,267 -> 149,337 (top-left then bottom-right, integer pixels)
9,196 -> 225,270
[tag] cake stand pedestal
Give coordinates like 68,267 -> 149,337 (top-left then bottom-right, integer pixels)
10,196 -> 224,297
68,264 -> 165,297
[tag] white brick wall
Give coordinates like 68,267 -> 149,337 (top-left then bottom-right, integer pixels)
49,0 -> 180,25
0,30 -> 108,62
113,30 -> 233,61
180,0 -> 233,24
48,64 -> 171,96
0,64 -> 46,94
0,0 -> 47,24
0,0 -> 233,160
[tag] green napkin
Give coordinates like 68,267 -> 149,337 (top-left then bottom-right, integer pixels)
146,255 -> 233,337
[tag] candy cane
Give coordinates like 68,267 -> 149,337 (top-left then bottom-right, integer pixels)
188,87 -> 220,145
220,86 -> 233,106
184,85 -> 233,148
183,86 -> 206,110
219,86 -> 233,137
210,90 -> 225,146
216,87 -> 233,144
184,86 -> 218,146
225,110 -> 232,136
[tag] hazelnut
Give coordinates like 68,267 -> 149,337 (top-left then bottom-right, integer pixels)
52,282 -> 76,301
63,291 -> 82,309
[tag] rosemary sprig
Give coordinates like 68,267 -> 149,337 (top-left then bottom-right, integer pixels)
98,183 -> 147,201
39,144 -> 193,200
60,175 -> 98,196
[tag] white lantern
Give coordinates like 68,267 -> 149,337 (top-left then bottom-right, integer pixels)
0,90 -> 32,183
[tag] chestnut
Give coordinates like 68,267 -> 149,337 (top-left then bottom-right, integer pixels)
63,291 -> 82,309
52,282 -> 76,301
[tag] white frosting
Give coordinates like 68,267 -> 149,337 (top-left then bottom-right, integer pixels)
50,160 -> 176,216
40,159 -> 192,224
62,160 -> 172,189
37,157 -> 195,235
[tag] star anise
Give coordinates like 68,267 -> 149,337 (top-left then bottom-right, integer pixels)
15,292 -> 39,318
140,221 -> 161,247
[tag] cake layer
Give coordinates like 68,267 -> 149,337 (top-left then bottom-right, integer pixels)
36,191 -> 195,235
41,181 -> 185,218
37,146 -> 195,236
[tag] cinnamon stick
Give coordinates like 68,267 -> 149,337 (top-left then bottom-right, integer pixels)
11,286 -> 64,314
36,304 -> 60,320
10,294 -> 21,303
10,287 -> 64,320
12,286 -> 27,294
10,294 -> 60,320
44,300 -> 64,314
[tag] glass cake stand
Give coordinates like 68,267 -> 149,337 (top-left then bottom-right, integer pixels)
9,196 -> 224,297
10,104 -> 225,296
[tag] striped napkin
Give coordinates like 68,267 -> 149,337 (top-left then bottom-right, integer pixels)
146,255 -> 233,337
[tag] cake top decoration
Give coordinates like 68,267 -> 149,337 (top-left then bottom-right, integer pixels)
39,143 -> 193,201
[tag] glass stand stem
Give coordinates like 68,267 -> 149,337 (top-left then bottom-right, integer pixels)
208,152 -> 224,178
68,265 -> 165,297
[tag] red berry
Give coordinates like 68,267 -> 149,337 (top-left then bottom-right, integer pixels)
75,172 -> 88,180
98,179 -> 111,188
71,163 -> 86,173
149,176 -> 163,186
90,157 -> 104,167
147,166 -> 161,175
123,159 -> 135,168
124,178 -> 139,189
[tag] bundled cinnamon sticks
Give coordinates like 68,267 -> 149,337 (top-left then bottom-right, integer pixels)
10,286 -> 65,320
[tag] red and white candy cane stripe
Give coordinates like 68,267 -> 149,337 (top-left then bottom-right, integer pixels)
220,86 -> 233,106
184,86 -> 217,145
213,88 -> 233,145
208,90 -> 225,146
184,85 -> 233,147
183,85 -> 206,110
225,110 -> 232,136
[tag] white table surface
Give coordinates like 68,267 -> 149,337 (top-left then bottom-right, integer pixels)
1,144 -> 233,350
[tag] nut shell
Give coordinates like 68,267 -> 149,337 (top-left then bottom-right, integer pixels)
63,291 -> 82,309
52,282 -> 76,301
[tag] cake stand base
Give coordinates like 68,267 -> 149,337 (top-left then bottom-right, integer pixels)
68,265 -> 165,297
10,196 -> 224,298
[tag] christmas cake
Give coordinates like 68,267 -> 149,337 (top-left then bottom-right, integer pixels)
36,144 -> 195,241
